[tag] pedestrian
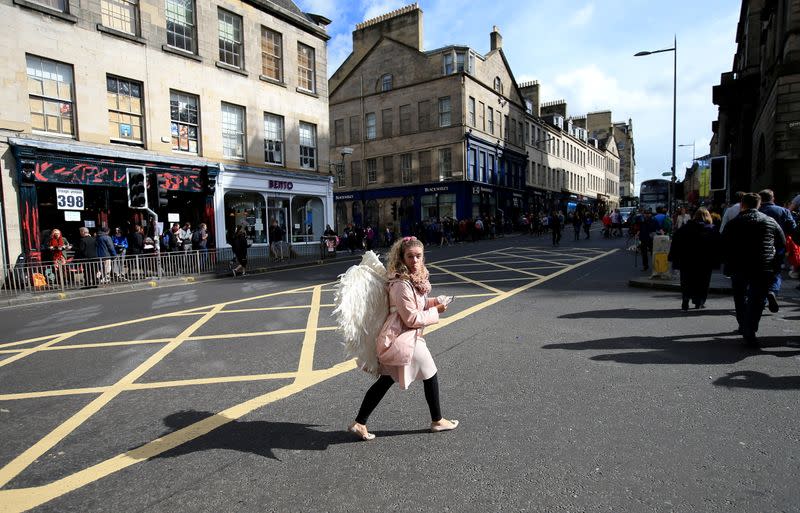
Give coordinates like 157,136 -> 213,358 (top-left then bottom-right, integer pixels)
179,222 -> 193,251
127,224 -> 144,256
758,189 -> 797,312
231,225 -> 249,276
720,191 -> 745,233
47,228 -> 71,266
638,210 -> 660,272
75,227 -> 98,287
668,207 -> 720,310
550,211 -> 563,246
348,236 -> 458,441
722,193 -> 786,348
112,227 -> 128,280
572,213 -> 581,240
95,226 -> 116,283
674,207 -> 691,231
166,223 -> 181,252
583,213 -> 593,239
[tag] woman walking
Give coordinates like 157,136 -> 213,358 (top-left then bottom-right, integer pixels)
231,225 -> 249,276
668,207 -> 720,310
348,237 -> 458,441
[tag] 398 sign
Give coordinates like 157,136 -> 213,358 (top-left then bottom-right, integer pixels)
56,188 -> 85,210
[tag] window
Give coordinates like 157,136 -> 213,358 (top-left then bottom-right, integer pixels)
297,43 -> 315,92
383,156 -> 394,183
33,0 -> 68,10
479,101 -> 485,130
469,53 -> 475,74
218,9 -> 243,68
494,77 -> 503,94
337,163 -> 346,187
107,76 -> 144,144
101,0 -> 138,35
166,0 -> 196,53
221,102 -> 245,159
299,122 -> 316,169
333,118 -> 344,147
380,74 -> 392,91
351,161 -> 361,187
418,151 -> 432,182
365,112 -> 376,140
504,115 -> 509,141
479,151 -> 486,182
366,158 -> 377,183
26,55 -> 75,137
443,53 -> 454,74
456,51 -> 466,72
487,107 -> 494,134
438,97 -> 451,127
468,148 -> 476,180
418,100 -> 430,131
438,148 -> 452,180
401,153 -> 412,184
264,112 -> 284,165
399,104 -> 411,134
381,108 -> 393,138
170,90 -> 199,153
349,115 -> 360,143
468,97 -> 475,126
261,28 -> 282,81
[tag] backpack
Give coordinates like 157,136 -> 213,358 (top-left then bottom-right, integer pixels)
331,251 -> 388,376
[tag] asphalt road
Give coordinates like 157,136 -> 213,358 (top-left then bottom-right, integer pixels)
0,232 -> 798,513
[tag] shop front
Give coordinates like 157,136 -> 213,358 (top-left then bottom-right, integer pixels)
9,138 -> 216,261
216,164 -> 333,249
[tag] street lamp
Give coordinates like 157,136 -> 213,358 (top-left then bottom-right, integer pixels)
329,147 -> 353,231
635,36 -> 677,214
678,142 -> 695,162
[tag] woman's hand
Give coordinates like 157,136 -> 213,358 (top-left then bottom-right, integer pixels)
436,303 -> 447,313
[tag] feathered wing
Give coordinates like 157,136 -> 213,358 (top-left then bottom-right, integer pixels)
332,251 -> 388,376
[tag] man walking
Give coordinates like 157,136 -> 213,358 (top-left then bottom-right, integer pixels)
722,193 -> 786,348
758,189 -> 796,313
638,210 -> 660,272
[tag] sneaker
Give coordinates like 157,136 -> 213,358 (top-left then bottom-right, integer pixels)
766,292 -> 779,313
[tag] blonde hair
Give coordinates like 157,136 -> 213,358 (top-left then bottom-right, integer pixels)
386,237 -> 428,281
693,207 -> 712,224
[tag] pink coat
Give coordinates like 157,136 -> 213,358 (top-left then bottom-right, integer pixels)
377,278 -> 440,389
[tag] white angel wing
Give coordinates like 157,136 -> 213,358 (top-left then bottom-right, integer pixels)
332,251 -> 388,376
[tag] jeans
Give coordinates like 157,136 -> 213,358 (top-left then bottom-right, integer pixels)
769,271 -> 782,294
731,273 -> 772,338
640,241 -> 652,269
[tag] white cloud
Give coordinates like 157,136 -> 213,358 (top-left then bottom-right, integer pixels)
569,3 -> 594,27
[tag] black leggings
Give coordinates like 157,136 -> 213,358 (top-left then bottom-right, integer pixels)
355,373 -> 442,425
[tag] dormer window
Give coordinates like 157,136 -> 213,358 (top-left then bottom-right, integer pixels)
380,74 -> 392,92
443,53 -> 454,74
456,51 -> 465,72
494,77 -> 503,94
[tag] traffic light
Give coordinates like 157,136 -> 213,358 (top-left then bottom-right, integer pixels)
156,174 -> 169,208
710,156 -> 727,191
391,202 -> 398,220
126,168 -> 147,208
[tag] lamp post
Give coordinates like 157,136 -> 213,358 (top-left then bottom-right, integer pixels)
635,36 -> 677,214
329,147 -> 353,231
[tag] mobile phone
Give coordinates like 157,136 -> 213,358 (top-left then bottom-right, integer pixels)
441,296 -> 455,306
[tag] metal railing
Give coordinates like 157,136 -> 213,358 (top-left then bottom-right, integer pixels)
0,242 -> 329,299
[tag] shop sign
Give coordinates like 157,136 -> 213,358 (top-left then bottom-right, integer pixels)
269,180 -> 294,190
56,188 -> 84,210
168,213 -> 181,223
424,186 -> 450,193
64,210 -> 81,222
513,193 -> 523,198
334,194 -> 355,200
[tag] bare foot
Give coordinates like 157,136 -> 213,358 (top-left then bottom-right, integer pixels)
347,422 -> 375,441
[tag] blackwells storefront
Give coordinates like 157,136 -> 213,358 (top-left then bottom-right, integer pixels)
9,138 -> 217,261
215,164 -> 334,249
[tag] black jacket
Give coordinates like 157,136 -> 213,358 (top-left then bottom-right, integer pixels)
722,209 -> 786,275
75,235 -> 97,260
127,232 -> 144,255
668,220 -> 720,271
231,233 -> 248,260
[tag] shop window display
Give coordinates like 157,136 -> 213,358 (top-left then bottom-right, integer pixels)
224,192 -> 267,244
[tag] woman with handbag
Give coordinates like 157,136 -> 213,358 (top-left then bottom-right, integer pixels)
348,236 -> 458,441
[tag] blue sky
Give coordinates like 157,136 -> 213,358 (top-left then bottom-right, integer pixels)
295,0 -> 740,193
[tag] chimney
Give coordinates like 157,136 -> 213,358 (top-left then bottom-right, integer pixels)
490,25 -> 502,51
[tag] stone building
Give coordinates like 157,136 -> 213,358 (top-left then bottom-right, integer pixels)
712,0 -> 800,202
329,3 -> 622,235
0,0 -> 332,264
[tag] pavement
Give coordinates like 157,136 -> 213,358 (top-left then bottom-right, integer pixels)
629,267 -> 800,301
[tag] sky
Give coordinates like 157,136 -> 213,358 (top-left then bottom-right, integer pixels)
294,0 -> 740,194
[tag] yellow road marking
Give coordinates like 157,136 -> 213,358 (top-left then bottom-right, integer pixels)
428,264 -> 504,294
221,304 -> 334,314
0,334 -> 74,369
0,247 -> 617,511
0,387 -> 109,401
296,286 -> 322,377
0,361 -> 358,513
494,250 -> 584,267
0,304 -> 224,489
465,257 -> 543,279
